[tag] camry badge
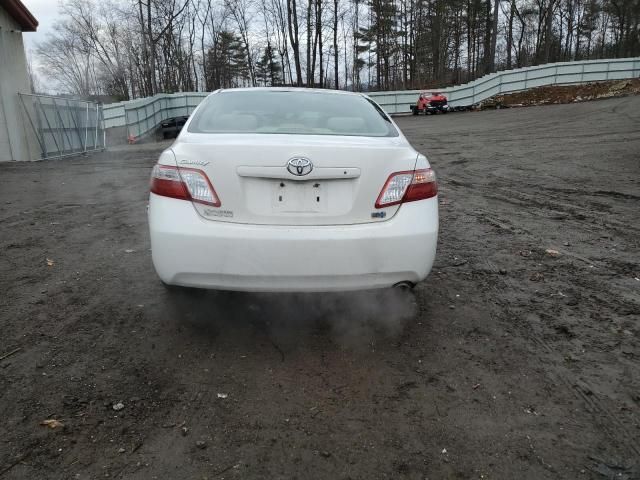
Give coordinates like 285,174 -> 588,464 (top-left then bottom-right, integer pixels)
287,157 -> 313,176
179,159 -> 209,166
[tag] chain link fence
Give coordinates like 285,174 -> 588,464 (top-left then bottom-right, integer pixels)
19,94 -> 106,160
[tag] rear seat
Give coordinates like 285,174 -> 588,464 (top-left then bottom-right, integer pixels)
202,113 -> 258,132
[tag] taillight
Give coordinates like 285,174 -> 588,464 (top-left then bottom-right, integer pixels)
150,164 -> 221,207
375,168 -> 437,209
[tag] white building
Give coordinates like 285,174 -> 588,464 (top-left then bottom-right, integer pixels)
0,0 -> 38,161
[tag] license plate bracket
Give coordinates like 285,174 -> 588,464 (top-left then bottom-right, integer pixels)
272,181 -> 327,213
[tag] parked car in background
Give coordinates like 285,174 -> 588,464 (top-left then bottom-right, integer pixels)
411,92 -> 449,115
160,116 -> 189,139
149,88 -> 438,293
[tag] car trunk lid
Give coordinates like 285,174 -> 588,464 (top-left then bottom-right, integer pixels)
171,133 -> 416,226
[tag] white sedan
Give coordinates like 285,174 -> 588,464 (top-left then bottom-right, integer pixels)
148,88 -> 438,292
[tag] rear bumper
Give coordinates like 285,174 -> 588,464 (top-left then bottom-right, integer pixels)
148,194 -> 438,292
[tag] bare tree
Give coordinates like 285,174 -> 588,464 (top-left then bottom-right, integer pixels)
225,0 -> 257,85
333,0 -> 339,88
36,0 -> 640,96
287,0 -> 303,85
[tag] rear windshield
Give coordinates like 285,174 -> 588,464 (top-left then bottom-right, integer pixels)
187,90 -> 398,137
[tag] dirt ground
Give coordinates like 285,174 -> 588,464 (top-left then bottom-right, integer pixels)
1,96 -> 639,480
486,78 -> 640,107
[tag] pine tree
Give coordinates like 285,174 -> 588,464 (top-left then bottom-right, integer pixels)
206,31 -> 250,88
256,44 -> 282,85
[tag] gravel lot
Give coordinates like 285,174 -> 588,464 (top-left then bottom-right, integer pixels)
1,96 -> 639,480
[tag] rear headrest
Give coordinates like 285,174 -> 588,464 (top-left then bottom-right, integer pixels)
327,116 -> 367,134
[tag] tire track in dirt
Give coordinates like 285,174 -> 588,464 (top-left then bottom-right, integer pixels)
443,186 -> 640,463
419,99 -> 640,469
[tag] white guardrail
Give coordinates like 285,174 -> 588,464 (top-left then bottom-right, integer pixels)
103,57 -> 640,140
103,92 -> 207,138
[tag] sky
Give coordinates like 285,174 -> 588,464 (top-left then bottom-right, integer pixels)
21,0 -> 62,54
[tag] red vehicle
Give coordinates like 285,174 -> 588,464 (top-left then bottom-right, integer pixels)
411,92 -> 449,115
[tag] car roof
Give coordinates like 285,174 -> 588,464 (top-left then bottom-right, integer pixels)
216,87 -> 364,97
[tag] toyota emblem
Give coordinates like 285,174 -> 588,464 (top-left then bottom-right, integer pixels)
287,157 -> 313,176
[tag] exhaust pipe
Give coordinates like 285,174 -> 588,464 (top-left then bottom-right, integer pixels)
392,281 -> 415,291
